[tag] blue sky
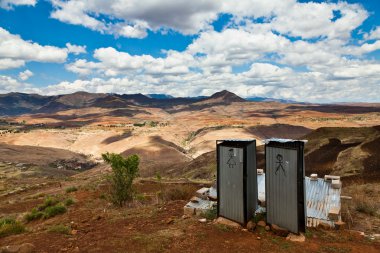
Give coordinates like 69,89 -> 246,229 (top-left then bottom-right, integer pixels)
0,0 -> 379,102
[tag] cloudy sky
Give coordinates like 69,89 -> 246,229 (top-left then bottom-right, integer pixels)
0,0 -> 379,102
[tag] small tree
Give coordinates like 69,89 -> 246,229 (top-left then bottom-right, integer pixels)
102,152 -> 139,207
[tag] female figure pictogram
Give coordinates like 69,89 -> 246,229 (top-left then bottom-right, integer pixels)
227,148 -> 237,168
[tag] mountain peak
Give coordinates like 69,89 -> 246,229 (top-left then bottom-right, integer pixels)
209,90 -> 246,102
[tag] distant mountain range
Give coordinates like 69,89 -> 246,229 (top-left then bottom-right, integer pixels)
0,90 -> 301,116
246,96 -> 298,103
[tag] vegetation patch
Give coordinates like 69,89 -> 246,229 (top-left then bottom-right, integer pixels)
102,152 -> 140,207
159,185 -> 194,202
0,217 -> 25,238
133,122 -> 146,127
64,198 -> 75,206
215,224 -> 231,232
270,237 -> 292,250
134,193 -> 148,202
38,196 -> 59,210
42,204 -> 67,219
252,212 -> 266,223
305,229 -> 314,239
48,224 -> 70,234
25,196 -> 68,222
65,186 -> 78,193
201,205 -> 217,220
24,209 -> 44,222
132,232 -> 171,252
355,201 -> 378,216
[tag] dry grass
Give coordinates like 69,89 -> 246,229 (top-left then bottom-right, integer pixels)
48,224 -> 70,234
342,182 -> 380,232
158,185 -> 195,202
0,217 -> 25,238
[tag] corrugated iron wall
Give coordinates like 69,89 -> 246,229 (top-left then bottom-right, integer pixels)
218,145 -> 244,223
305,177 -> 341,227
266,146 -> 300,233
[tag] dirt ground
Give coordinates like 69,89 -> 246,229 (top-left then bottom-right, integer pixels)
0,179 -> 379,253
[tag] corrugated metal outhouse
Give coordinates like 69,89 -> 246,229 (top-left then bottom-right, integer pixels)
217,139 -> 257,225
265,139 -> 306,234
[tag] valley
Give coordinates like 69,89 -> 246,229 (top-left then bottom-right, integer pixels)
0,90 -> 379,252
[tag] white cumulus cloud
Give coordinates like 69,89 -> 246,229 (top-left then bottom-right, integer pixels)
0,0 -> 36,10
0,27 -> 68,70
65,43 -> 86,55
18,69 -> 33,81
2,0 -> 380,103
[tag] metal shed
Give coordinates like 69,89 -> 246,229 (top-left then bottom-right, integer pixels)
217,139 -> 257,225
265,138 -> 306,234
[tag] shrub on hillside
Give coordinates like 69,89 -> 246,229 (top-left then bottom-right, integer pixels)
25,196 -> 68,222
24,208 -> 44,222
37,196 -> 59,211
42,205 -> 67,219
65,186 -> 78,193
0,217 -> 25,237
102,152 -> 140,207
48,224 -> 70,234
64,198 -> 75,206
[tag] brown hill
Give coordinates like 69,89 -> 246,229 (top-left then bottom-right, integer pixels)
121,136 -> 191,177
37,92 -> 107,113
0,143 -> 90,165
93,95 -> 134,108
245,124 -> 311,139
166,90 -> 246,113
0,92 -> 53,115
196,90 -> 246,105
304,126 -> 380,180
55,92 -> 107,107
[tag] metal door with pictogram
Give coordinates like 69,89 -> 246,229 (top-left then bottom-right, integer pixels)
265,140 -> 306,234
218,146 -> 244,223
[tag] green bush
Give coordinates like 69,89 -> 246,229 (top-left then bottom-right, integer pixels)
133,122 -> 146,127
64,198 -> 75,206
148,121 -> 159,127
42,205 -> 67,219
102,152 -> 140,207
65,186 -> 78,193
38,196 -> 59,211
25,197 -> 68,222
24,208 -> 43,222
0,218 -> 25,237
201,205 -> 217,220
48,224 -> 70,234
